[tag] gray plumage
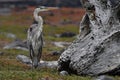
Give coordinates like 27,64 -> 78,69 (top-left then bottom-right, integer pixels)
27,7 -> 46,68
27,6 -> 58,68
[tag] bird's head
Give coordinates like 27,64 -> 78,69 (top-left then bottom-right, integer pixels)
34,6 -> 59,13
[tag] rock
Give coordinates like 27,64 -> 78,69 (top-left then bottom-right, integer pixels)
39,77 -> 53,80
51,49 -> 65,55
16,54 -> 58,68
55,34 -> 61,38
52,42 -> 71,48
0,52 -> 4,55
40,78 -> 46,80
55,32 -> 76,38
60,71 -> 69,76
0,32 -> 16,39
6,33 -> 16,39
51,51 -> 61,55
58,0 -> 120,76
38,61 -> 58,69
3,39 -> 28,51
94,75 -> 114,80
16,55 -> 31,64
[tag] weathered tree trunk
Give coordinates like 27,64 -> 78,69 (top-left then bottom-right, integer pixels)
58,0 -> 120,76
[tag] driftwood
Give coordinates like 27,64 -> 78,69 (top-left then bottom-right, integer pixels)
58,0 -> 120,76
16,55 -> 58,69
3,39 -> 28,51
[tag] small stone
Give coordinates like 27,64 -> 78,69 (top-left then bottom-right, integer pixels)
3,39 -> 28,51
6,33 -> 16,39
38,61 -> 58,69
51,51 -> 61,55
60,32 -> 76,37
16,55 -> 31,64
94,75 -> 114,80
52,42 -> 71,48
60,71 -> 69,76
51,49 -> 65,55
0,52 -> 4,55
39,78 -> 46,80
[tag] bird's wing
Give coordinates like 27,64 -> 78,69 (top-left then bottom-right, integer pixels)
27,23 -> 43,51
27,24 -> 38,45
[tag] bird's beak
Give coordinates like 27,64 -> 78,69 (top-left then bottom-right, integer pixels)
47,7 -> 59,11
39,7 -> 59,12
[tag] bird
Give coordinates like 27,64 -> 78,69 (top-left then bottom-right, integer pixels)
27,6 -> 58,68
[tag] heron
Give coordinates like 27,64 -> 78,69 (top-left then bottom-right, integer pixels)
27,6 -> 58,68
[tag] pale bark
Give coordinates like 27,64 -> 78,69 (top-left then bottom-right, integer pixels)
58,0 -> 120,75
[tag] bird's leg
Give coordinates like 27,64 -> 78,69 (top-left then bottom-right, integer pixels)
37,47 -> 42,64
30,50 -> 33,60
29,45 -> 36,69
37,35 -> 43,63
29,45 -> 33,59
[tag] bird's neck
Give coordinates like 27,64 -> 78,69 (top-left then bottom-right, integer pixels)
33,11 -> 43,25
